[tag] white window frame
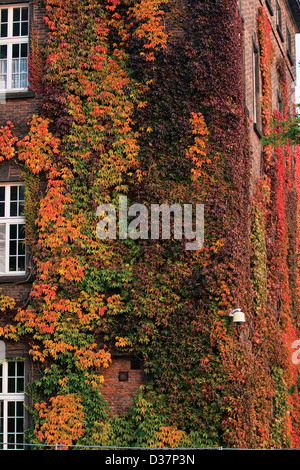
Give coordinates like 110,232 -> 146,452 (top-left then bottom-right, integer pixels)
0,4 -> 29,92
0,183 -> 26,276
0,360 -> 25,450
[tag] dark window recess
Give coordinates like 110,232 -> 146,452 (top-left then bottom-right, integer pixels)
276,1 -> 284,42
286,26 -> 294,65
131,359 -> 141,370
277,90 -> 283,114
119,372 -> 129,382
266,0 -> 274,15
0,8 -> 8,37
253,40 -> 262,138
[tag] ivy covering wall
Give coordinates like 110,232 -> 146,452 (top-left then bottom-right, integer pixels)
0,0 -> 299,449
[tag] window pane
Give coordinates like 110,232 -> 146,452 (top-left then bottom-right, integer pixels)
13,8 -> 20,22
0,60 -> 7,75
19,202 -> 24,216
17,362 -> 24,376
16,401 -> 23,416
19,186 -> 25,201
16,417 -> 23,432
10,202 -> 17,217
20,74 -> 27,88
21,22 -> 28,37
16,378 -> 24,393
0,45 -> 7,90
18,256 -> 25,272
10,225 -> 17,240
0,187 -> 5,202
0,225 -> 5,273
8,378 -> 15,393
12,59 -> 19,75
13,22 -> 20,37
12,75 -> 19,89
9,240 -> 16,256
1,9 -> 8,23
12,44 -> 19,59
8,401 -> 15,416
10,186 -> 17,201
0,204 -> 4,218
8,361 -> 15,377
18,241 -> 25,256
11,48 -> 28,89
18,224 -> 25,240
0,45 -> 7,60
7,417 -> 14,432
1,24 -> 7,38
9,257 -> 16,272
0,76 -> 6,90
21,8 -> 28,21
0,9 -> 8,38
20,59 -> 27,74
21,44 -> 27,58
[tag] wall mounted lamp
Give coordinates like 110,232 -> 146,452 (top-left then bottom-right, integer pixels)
228,308 -> 246,325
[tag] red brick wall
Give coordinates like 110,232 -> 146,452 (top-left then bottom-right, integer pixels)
240,0 -> 298,183
100,357 -> 145,415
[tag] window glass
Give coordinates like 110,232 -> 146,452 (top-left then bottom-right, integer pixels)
0,5 -> 29,90
0,361 -> 25,449
0,9 -> 8,38
0,225 -> 5,273
0,44 -> 7,90
0,185 -> 26,275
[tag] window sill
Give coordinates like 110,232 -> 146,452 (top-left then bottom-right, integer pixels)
0,272 -> 32,284
0,90 -> 35,101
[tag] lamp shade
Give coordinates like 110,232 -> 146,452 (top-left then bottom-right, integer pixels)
233,310 -> 246,323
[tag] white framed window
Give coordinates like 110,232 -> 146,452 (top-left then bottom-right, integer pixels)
0,360 -> 25,450
0,4 -> 29,92
0,183 -> 26,275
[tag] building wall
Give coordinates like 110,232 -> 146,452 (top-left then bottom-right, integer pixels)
240,0 -> 298,182
0,0 -> 47,137
0,0 -> 47,312
100,357 -> 145,415
0,0 -> 299,420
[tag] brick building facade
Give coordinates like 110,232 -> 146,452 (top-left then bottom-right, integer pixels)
241,0 -> 300,181
0,0 -> 299,449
